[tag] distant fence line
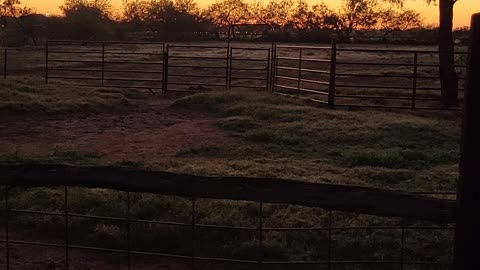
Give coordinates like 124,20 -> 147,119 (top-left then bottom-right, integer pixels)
1,40 -> 468,110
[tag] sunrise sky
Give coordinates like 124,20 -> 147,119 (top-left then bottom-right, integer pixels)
23,0 -> 478,28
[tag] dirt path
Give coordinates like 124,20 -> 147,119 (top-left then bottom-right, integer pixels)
0,100 -> 228,164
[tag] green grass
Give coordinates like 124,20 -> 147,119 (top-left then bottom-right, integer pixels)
0,88 -> 459,268
171,90 -> 460,192
0,78 -> 134,116
0,151 -> 102,166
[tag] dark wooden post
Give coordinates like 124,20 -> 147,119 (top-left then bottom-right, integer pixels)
454,13 -> 480,270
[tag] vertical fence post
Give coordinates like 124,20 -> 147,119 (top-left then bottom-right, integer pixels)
164,45 -> 169,96
45,42 -> 49,84
64,186 -> 69,270
191,198 -> 196,270
412,52 -> 418,109
272,44 -> 277,93
101,43 -> 105,87
265,48 -> 271,91
126,191 -> 131,270
268,43 -> 274,92
226,45 -> 231,89
4,187 -> 9,270
297,48 -> 303,96
328,40 -> 337,108
3,48 -> 7,80
327,209 -> 332,270
257,202 -> 263,270
454,13 -> 480,270
400,226 -> 405,270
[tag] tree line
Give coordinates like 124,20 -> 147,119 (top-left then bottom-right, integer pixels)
1,0 -> 429,44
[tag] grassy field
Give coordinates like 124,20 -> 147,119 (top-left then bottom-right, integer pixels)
169,91 -> 460,192
1,79 -> 461,191
0,78 -> 460,269
0,77 -> 139,116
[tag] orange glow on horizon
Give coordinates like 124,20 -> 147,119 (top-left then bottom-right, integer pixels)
23,0 -> 478,28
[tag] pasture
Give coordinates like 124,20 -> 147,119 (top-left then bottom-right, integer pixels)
0,69 -> 460,268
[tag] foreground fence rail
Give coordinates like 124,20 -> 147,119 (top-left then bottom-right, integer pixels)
0,164 -> 456,269
0,40 -> 467,110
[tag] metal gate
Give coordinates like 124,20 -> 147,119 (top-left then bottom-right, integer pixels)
165,44 -> 229,93
273,44 -> 335,105
228,46 -> 272,90
46,41 -> 165,94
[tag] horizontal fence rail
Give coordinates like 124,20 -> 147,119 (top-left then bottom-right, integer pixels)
0,164 -> 456,269
0,164 -> 456,222
0,40 -> 467,110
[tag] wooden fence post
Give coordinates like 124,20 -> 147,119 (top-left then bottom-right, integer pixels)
454,13 -> 480,270
328,40 -> 337,108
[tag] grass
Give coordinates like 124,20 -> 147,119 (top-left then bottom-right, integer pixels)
170,90 -> 460,192
0,84 -> 460,268
0,78 -> 135,116
1,150 -> 103,166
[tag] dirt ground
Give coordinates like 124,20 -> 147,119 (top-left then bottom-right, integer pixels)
0,99 -> 229,164
0,98 -> 232,269
0,241 -> 192,270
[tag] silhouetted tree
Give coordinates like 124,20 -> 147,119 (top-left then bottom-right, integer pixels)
60,0 -> 113,40
378,8 -> 422,41
385,0 -> 460,106
122,0 -> 207,40
0,0 -> 35,45
336,0 -> 380,41
206,0 -> 249,27
205,0 -> 250,38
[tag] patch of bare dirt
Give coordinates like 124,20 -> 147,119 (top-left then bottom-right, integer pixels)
0,100 -> 228,163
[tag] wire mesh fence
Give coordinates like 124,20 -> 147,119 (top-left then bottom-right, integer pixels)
0,165 -> 457,270
0,186 -> 456,270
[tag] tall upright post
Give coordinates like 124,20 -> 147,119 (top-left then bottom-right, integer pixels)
45,41 -> 49,84
64,186 -> 69,269
412,52 -> 418,109
164,45 -> 169,95
126,191 -> 131,270
101,43 -> 105,87
3,48 -> 6,80
269,42 -> 275,92
297,48 -> 303,96
328,40 -> 337,108
191,198 -> 196,270
454,13 -> 480,270
272,43 -> 278,93
257,202 -> 263,270
4,187 -> 9,270
226,46 -> 231,89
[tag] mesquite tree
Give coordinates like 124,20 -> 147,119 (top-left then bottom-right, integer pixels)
388,0 -> 460,106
